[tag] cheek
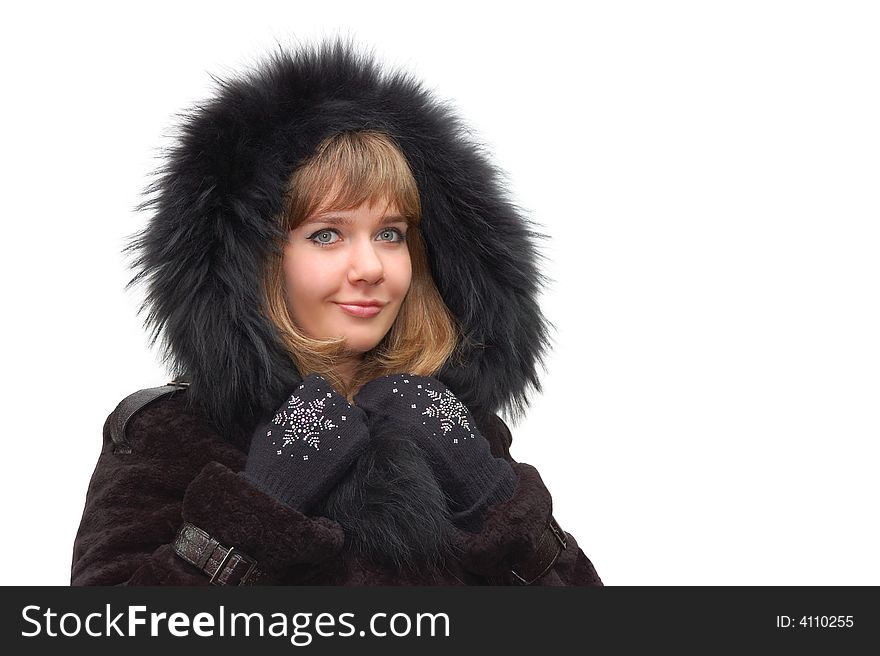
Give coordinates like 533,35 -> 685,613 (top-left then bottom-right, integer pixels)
282,249 -> 328,312
392,252 -> 413,299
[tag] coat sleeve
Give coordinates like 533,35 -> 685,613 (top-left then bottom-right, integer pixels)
451,414 -> 604,586
70,393 -> 345,586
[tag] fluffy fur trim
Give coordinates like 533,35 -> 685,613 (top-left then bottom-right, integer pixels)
126,39 -> 552,444
316,418 -> 455,577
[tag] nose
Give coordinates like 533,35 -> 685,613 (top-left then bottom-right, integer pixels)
347,237 -> 384,285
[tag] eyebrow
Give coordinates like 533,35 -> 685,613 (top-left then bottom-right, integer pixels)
302,214 -> 408,226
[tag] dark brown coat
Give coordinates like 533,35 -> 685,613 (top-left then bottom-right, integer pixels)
71,389 -> 601,586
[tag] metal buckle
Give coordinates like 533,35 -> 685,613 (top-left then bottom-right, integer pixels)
548,516 -> 568,550
508,517 -> 567,585
210,547 -> 257,585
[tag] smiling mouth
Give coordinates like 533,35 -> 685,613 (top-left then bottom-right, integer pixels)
335,303 -> 383,318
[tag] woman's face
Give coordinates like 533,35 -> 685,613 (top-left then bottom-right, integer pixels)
283,197 -> 412,356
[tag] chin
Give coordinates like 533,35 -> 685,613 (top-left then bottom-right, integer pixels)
340,333 -> 386,355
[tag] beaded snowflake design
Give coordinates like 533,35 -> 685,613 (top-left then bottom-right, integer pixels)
391,377 -> 476,442
267,386 -> 350,458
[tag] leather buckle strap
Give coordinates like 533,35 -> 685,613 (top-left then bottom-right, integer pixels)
172,522 -> 267,585
508,515 -> 568,585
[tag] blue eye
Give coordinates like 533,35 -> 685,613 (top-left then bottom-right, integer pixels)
378,228 -> 407,243
308,229 -> 340,247
307,227 -> 407,247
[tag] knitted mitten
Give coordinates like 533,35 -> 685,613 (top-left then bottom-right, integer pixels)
354,374 -> 517,532
243,374 -> 370,513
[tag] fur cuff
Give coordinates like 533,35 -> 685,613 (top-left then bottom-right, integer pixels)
182,461 -> 345,578
316,419 -> 453,577
450,462 -> 553,577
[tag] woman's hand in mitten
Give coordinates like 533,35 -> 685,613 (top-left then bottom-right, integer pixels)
242,374 -> 370,514
354,374 -> 517,532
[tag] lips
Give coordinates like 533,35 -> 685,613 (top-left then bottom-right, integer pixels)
335,303 -> 383,318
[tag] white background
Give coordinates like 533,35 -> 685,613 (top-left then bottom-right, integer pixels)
1,1 -> 877,586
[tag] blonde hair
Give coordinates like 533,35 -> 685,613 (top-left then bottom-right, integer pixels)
263,130 -> 461,400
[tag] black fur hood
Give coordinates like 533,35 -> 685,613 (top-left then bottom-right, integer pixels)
127,40 -> 552,446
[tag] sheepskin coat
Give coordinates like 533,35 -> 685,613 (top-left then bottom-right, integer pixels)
70,41 -> 603,586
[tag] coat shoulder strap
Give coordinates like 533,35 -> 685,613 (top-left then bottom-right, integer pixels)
109,381 -> 190,454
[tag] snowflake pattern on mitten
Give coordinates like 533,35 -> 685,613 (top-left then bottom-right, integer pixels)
267,384 -> 352,459
389,377 -> 476,443
243,374 -> 369,513
354,373 -> 518,532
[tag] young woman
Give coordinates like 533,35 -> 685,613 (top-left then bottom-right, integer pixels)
71,42 -> 603,586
